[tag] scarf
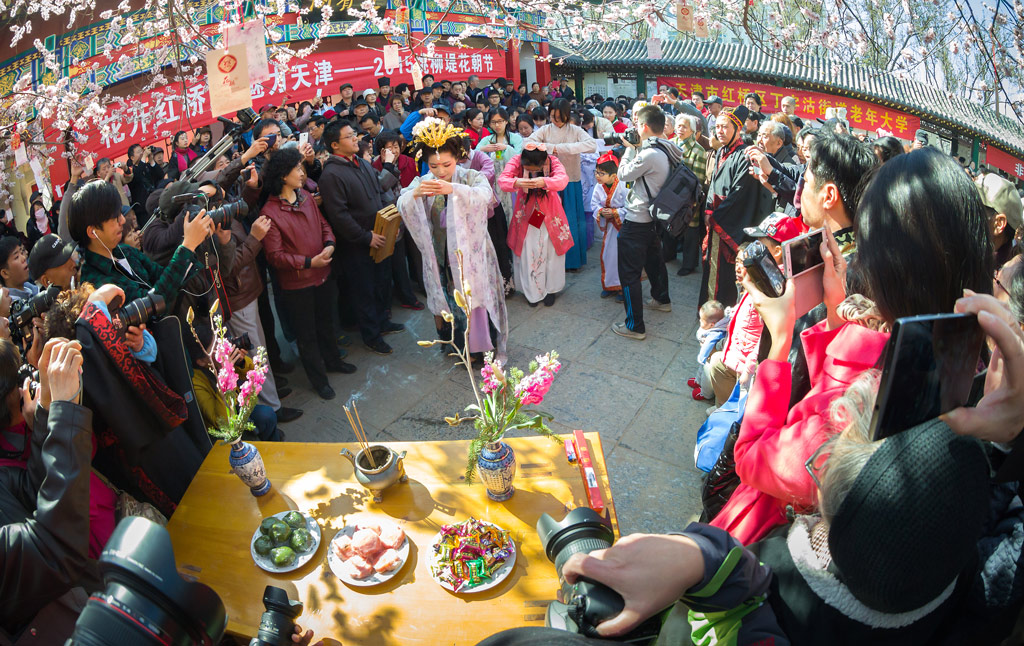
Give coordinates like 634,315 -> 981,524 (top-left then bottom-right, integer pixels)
80,302 -> 187,429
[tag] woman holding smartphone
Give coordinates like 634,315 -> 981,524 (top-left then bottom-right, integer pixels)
260,148 -> 354,400
709,148 -> 994,545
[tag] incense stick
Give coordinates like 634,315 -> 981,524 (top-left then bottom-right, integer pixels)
344,404 -> 377,469
353,403 -> 377,468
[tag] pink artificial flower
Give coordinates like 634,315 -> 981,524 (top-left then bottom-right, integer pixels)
237,381 -> 254,407
214,338 -> 233,366
217,363 -> 238,393
480,363 -> 501,395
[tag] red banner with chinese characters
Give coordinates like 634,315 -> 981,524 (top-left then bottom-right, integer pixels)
81,45 -> 506,160
984,145 -> 1024,181
657,76 -> 921,139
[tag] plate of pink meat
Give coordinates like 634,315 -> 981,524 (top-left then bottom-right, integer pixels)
327,518 -> 410,586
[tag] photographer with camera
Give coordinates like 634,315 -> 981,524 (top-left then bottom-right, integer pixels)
0,336 -> 96,641
609,104 -> 683,341
72,179 -> 213,308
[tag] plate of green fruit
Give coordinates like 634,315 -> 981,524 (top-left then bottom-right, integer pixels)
250,510 -> 322,573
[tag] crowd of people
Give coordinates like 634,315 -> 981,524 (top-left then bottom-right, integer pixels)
3,71 -> 1024,645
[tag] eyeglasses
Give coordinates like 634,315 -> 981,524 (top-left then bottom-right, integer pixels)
805,442 -> 831,490
995,269 -> 1009,295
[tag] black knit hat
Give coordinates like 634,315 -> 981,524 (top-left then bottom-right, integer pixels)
828,419 -> 989,613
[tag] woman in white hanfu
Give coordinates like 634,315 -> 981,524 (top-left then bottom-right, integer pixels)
396,118 -> 509,358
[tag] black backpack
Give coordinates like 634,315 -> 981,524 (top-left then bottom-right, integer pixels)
640,140 -> 705,239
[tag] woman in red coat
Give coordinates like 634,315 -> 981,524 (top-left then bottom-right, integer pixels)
711,148 -> 995,544
260,147 -> 353,401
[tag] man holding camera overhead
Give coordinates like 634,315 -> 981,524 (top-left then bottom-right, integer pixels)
611,104 -> 684,342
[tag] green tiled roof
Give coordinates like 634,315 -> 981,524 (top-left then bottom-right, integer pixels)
553,40 -> 1024,159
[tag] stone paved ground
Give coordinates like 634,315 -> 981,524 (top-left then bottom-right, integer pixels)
275,258 -> 712,535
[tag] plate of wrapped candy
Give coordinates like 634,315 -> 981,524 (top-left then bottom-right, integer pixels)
328,518 -> 410,587
428,518 -> 516,594
251,511 -> 322,573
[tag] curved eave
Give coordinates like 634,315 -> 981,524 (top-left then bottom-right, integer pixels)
552,40 -> 1024,160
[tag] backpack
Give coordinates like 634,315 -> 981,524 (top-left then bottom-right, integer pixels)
640,140 -> 705,239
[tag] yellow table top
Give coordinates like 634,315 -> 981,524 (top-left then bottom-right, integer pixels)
165,432 -> 618,646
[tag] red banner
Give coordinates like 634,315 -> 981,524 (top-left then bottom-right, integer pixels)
657,76 -> 921,139
83,45 -> 506,160
984,145 -> 1024,181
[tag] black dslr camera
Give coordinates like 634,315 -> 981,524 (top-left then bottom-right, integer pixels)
742,240 -> 785,298
67,517 -> 227,645
603,128 -> 640,147
230,332 -> 254,352
250,586 -> 303,646
537,508 -> 666,644
9,284 -> 61,346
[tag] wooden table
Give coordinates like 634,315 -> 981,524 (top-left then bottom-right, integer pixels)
166,433 -> 618,646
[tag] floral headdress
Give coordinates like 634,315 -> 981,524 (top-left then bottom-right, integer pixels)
411,117 -> 466,160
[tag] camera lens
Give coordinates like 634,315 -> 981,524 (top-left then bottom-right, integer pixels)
255,586 -> 303,646
114,291 -> 166,330
69,518 -> 226,646
206,200 -> 248,228
537,508 -> 615,576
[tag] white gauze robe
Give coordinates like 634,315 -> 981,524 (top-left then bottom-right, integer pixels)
397,166 -> 509,357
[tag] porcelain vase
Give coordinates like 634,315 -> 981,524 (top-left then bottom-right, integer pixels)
229,439 -> 271,496
476,439 -> 517,501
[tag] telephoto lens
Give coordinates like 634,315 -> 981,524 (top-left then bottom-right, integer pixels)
112,291 -> 167,330
537,508 -> 664,644
537,507 -> 615,576
252,586 -> 303,646
68,517 -> 227,645
206,199 -> 249,228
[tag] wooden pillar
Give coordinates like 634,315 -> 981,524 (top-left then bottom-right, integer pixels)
637,70 -> 646,98
505,40 -> 519,85
537,42 -> 552,87
574,71 -> 584,100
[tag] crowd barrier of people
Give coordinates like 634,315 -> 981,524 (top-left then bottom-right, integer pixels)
2,74 -> 1024,645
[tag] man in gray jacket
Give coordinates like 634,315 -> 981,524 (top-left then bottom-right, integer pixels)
612,105 -> 684,341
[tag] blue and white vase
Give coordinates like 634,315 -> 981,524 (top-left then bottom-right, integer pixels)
229,439 -> 271,496
477,439 -> 517,501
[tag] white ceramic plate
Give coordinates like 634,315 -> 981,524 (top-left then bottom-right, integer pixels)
328,524 -> 411,587
250,511 -> 322,573
428,519 -> 517,593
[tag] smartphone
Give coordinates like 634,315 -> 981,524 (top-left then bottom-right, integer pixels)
265,134 -> 278,148
783,228 -> 825,316
742,241 -> 785,298
783,229 -> 824,278
299,132 -> 309,146
869,313 -> 985,441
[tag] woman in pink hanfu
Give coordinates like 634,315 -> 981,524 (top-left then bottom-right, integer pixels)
499,143 -> 573,307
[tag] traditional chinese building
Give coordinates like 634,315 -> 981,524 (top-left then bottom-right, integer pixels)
553,40 -> 1024,183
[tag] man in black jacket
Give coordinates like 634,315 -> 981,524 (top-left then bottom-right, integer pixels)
319,121 -> 405,355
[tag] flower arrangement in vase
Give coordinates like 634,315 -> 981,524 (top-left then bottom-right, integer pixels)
187,303 -> 272,496
419,252 -> 562,500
